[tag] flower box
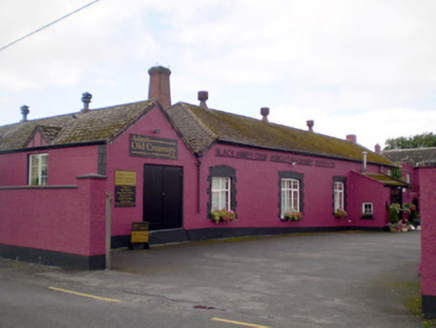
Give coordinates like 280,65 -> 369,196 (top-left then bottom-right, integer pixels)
211,209 -> 236,223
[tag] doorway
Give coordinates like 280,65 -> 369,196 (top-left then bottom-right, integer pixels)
143,164 -> 183,230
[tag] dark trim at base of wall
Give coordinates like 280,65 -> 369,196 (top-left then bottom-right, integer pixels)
423,295 -> 436,319
0,244 -> 105,270
112,226 -> 385,248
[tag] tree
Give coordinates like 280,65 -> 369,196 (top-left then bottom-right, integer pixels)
384,132 -> 436,150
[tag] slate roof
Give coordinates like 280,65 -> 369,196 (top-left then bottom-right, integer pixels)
0,100 -> 154,151
380,147 -> 436,167
167,102 -> 392,165
362,173 -> 408,187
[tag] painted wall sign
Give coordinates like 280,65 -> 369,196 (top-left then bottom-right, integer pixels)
215,148 -> 268,161
270,154 -> 313,166
270,154 -> 335,168
130,134 -> 178,160
115,170 -> 136,207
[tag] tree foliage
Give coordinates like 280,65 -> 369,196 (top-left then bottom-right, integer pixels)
384,132 -> 436,150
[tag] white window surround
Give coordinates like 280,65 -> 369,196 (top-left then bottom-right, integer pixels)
29,153 -> 48,186
281,178 -> 300,218
362,202 -> 373,215
334,182 -> 344,211
211,177 -> 231,211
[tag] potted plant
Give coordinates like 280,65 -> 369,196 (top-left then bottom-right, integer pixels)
334,209 -> 347,219
283,211 -> 303,221
388,203 -> 401,232
211,209 -> 236,223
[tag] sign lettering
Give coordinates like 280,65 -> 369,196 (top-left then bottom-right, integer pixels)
130,134 -> 178,160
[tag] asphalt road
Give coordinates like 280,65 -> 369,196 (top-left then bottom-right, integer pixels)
0,231 -> 424,327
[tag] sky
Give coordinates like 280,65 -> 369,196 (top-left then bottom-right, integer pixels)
1,0 -> 435,151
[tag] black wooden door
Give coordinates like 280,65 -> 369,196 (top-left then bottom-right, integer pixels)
143,165 -> 183,230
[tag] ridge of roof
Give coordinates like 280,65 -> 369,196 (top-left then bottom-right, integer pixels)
169,102 -> 392,165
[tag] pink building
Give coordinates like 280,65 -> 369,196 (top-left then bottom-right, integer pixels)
0,66 -> 406,269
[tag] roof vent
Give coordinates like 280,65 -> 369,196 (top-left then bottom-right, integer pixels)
307,120 -> 314,132
148,66 -> 171,109
20,105 -> 29,123
198,91 -> 208,109
81,92 -> 92,113
346,134 -> 357,144
260,107 -> 269,122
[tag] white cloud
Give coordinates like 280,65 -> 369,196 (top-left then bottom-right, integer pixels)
0,0 -> 435,149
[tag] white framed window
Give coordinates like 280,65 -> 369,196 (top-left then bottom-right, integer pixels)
281,178 -> 300,218
211,177 -> 231,211
362,202 -> 373,215
29,153 -> 48,186
334,182 -> 344,211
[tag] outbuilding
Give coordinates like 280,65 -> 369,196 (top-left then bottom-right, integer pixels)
0,66 -> 406,269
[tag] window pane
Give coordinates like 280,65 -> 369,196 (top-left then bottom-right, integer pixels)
212,177 -> 220,190
211,191 -> 219,211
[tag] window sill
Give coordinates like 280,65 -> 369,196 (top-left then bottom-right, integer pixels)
360,215 -> 374,220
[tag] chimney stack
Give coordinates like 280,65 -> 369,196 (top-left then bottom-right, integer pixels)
148,66 -> 171,109
346,134 -> 357,144
260,107 -> 270,122
20,105 -> 29,123
81,92 -> 92,113
307,120 -> 314,132
198,91 -> 208,109
375,144 -> 381,154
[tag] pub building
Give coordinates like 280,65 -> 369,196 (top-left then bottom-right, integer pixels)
0,66 -> 407,270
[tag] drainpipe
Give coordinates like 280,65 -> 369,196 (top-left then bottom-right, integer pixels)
196,157 -> 202,214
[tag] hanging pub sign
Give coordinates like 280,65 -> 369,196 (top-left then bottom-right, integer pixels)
129,134 -> 178,160
115,170 -> 136,207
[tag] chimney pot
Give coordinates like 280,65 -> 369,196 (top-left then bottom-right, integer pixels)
81,92 -> 92,113
346,134 -> 357,144
148,66 -> 171,109
20,105 -> 29,123
260,107 -> 270,122
375,144 -> 381,154
198,91 -> 208,109
307,120 -> 314,132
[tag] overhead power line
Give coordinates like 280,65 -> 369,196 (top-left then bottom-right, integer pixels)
0,0 -> 101,52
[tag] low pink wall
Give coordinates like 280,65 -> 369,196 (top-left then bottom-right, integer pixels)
0,175 -> 106,257
419,164 -> 436,315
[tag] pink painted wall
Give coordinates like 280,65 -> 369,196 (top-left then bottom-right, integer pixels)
25,130 -> 49,148
0,175 -> 106,256
348,171 -> 390,228
0,145 -> 98,186
106,105 -> 197,237
185,143 -> 389,230
419,165 -> 436,299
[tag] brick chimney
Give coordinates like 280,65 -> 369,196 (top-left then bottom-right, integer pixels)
346,134 -> 357,144
260,107 -> 269,122
198,91 -> 208,109
375,144 -> 381,154
148,66 -> 171,109
307,120 -> 314,132
20,105 -> 29,123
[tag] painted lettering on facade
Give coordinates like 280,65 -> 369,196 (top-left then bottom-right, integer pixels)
130,134 -> 178,160
315,160 -> 336,169
215,148 -> 268,161
270,154 -> 314,166
270,154 -> 335,168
